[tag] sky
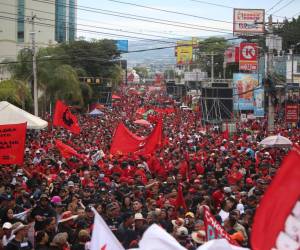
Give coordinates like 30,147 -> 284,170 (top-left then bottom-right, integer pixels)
76,0 -> 300,65
77,0 -> 300,43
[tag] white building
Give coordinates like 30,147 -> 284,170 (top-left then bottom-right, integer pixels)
0,0 -> 56,63
0,0 -> 77,80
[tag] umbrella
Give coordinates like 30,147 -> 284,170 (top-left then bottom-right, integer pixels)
89,109 -> 104,116
112,94 -> 121,100
259,134 -> 292,147
134,119 -> 151,127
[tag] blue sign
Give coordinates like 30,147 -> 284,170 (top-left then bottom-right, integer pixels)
254,87 -> 264,117
233,73 -> 261,111
115,40 -> 128,52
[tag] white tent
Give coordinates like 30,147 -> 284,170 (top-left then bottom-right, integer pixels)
0,101 -> 48,129
89,109 -> 104,116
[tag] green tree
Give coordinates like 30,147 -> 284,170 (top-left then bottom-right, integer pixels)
275,16 -> 300,53
0,79 -> 32,109
195,37 -> 230,78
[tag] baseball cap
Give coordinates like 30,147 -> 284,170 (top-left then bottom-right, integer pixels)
2,222 -> 12,230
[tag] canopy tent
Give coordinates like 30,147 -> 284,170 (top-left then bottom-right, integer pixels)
259,134 -> 292,148
0,101 -> 48,129
89,109 -> 104,116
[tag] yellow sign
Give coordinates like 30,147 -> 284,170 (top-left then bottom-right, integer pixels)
176,40 -> 193,65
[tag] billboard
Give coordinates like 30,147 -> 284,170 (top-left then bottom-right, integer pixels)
224,45 -> 239,64
254,87 -> 264,117
233,73 -> 261,110
115,40 -> 128,52
176,41 -> 193,65
233,9 -> 265,36
285,105 -> 298,123
239,42 -> 258,71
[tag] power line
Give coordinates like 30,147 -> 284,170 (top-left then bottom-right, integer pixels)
189,0 -> 233,9
0,2 -> 195,41
0,14 -> 179,45
271,0 -> 296,15
267,0 -> 286,13
104,0 -> 232,24
31,0 -> 232,33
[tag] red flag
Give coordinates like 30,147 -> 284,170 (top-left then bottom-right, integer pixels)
251,146 -> 300,250
53,100 -> 80,134
55,139 -> 84,159
175,183 -> 187,211
0,123 -> 26,165
223,122 -> 229,140
110,120 -> 163,155
203,206 -> 237,245
137,119 -> 163,155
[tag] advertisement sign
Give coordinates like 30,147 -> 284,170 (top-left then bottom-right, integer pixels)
239,42 -> 258,71
0,123 -> 27,165
115,40 -> 128,52
176,41 -> 193,65
224,45 -> 239,64
254,87 -> 264,117
285,105 -> 298,123
233,73 -> 261,110
233,9 -> 265,36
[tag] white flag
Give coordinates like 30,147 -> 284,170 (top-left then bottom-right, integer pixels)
91,209 -> 124,250
196,239 -> 249,250
139,224 -> 186,250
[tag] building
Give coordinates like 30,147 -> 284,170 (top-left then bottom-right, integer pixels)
0,0 -> 77,80
55,0 -> 77,43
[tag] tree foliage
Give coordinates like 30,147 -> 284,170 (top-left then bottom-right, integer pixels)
0,79 -> 32,109
133,67 -> 148,79
8,39 -> 122,110
195,37 -> 230,78
275,16 -> 300,53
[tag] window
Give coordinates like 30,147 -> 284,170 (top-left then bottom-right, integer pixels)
297,62 -> 300,73
17,0 -> 25,42
55,0 -> 66,43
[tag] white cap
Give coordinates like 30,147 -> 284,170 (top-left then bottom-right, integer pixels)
134,213 -> 145,220
2,222 -> 12,229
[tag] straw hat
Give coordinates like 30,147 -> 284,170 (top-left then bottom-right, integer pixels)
191,230 -> 206,244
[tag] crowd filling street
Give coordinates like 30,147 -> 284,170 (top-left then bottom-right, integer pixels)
0,85 -> 296,250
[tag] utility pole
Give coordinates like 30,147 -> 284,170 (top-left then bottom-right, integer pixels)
211,52 -> 214,83
266,15 -> 275,133
31,13 -> 38,116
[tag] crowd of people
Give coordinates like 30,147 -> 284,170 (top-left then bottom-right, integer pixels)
0,85 -> 297,250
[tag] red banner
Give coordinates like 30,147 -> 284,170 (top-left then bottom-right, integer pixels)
285,104 -> 298,123
53,100 -> 81,134
251,146 -> 300,250
203,206 -> 237,245
110,119 -> 163,155
0,123 -> 27,165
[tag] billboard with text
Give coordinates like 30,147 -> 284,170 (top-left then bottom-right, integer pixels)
233,9 -> 265,36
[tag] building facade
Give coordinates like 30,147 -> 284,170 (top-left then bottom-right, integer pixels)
55,0 -> 76,43
0,0 -> 77,80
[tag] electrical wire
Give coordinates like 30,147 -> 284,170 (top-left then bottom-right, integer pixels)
188,0 -> 233,9
267,0 -> 286,13
103,0 -> 232,24
31,0 -> 233,33
271,0 -> 296,15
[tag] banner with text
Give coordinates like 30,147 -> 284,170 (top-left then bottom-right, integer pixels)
285,105 -> 299,123
204,206 -> 237,245
0,123 -> 27,165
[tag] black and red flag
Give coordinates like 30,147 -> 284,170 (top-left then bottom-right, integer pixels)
53,100 -> 80,134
